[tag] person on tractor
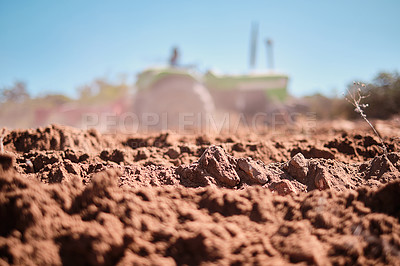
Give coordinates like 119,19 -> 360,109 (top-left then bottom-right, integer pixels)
169,46 -> 179,67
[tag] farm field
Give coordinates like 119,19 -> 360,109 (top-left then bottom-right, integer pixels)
1,118 -> 400,265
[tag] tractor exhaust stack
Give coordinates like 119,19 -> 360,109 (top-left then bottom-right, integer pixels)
266,38 -> 274,70
249,22 -> 258,70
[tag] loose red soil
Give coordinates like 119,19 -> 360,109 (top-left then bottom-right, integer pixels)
1,120 -> 400,265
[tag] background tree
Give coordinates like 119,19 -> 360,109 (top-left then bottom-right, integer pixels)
0,81 -> 30,103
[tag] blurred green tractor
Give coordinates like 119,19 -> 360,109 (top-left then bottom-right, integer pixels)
132,24 -> 289,129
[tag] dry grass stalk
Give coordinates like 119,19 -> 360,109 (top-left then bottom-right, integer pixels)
345,82 -> 388,157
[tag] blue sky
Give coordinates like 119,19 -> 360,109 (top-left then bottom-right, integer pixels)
1,0 -> 399,98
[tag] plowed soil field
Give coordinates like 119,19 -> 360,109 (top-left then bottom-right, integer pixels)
1,119 -> 400,265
